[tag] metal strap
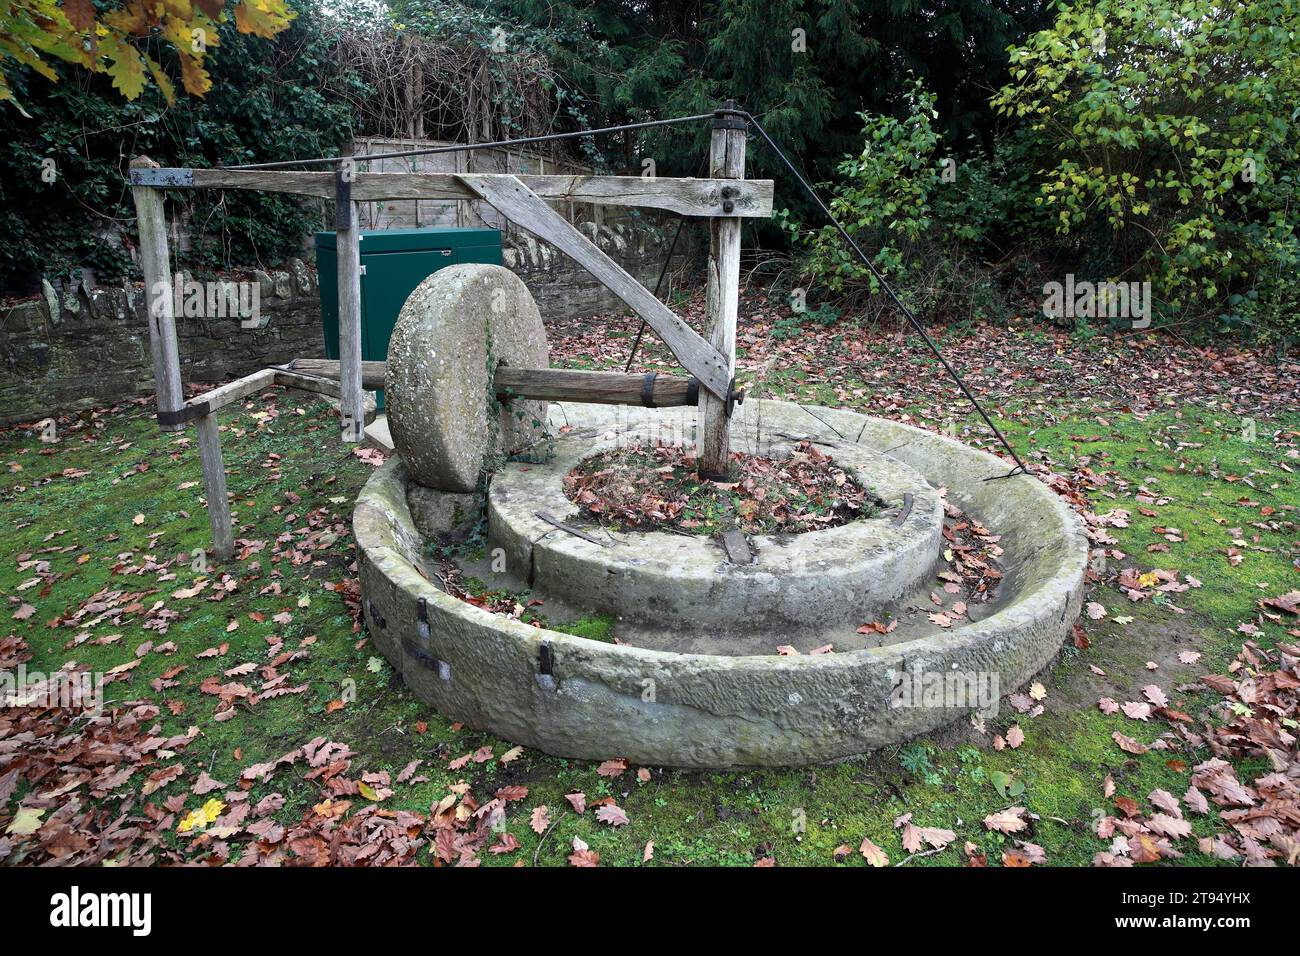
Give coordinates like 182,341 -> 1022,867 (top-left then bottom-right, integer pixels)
641,372 -> 659,408
156,402 -> 209,428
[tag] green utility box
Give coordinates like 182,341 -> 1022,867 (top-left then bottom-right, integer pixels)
315,227 -> 503,408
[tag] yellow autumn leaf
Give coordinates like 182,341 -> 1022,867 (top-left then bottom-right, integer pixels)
6,806 -> 45,836
104,45 -> 147,98
177,797 -> 226,832
357,781 -> 381,801
234,0 -> 295,40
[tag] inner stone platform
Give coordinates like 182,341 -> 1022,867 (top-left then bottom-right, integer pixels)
483,421 -> 946,655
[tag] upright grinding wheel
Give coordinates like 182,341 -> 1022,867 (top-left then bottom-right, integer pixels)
386,264 -> 550,492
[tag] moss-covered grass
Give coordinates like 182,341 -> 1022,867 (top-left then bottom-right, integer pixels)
2,378 -> 1296,866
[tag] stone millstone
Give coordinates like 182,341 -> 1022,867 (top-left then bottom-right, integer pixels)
386,264 -> 549,492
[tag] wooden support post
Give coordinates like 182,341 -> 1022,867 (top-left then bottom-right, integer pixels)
697,102 -> 746,479
130,157 -> 184,431
336,166 -> 365,443
194,412 -> 235,562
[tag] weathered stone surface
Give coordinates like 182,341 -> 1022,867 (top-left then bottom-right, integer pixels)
1,270 -> 324,426
488,430 -> 943,643
355,400 -> 1089,768
386,264 -> 548,492
407,485 -> 485,541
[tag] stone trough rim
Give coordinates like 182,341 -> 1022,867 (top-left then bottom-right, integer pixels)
355,399 -> 1089,767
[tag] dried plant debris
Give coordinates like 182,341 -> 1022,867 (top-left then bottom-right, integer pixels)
565,440 -> 880,537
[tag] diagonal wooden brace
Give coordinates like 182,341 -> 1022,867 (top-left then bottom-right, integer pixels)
457,173 -> 731,400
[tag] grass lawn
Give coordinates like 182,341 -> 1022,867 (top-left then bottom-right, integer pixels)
2,316 -> 1297,867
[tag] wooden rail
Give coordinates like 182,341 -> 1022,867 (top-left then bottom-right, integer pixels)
156,366 -> 365,562
133,168 -> 773,218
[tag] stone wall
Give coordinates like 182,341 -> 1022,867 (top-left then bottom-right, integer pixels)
0,222 -> 699,426
0,261 -> 325,427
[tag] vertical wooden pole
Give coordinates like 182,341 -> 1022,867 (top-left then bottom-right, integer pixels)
697,102 -> 746,479
130,156 -> 184,432
195,412 -> 235,562
336,165 -> 365,443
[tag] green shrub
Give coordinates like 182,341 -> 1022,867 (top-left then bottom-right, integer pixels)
991,0 -> 1300,327
783,79 -> 1028,325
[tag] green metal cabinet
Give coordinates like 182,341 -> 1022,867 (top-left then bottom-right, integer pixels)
315,227 -> 503,408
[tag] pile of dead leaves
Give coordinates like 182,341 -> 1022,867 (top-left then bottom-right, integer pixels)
936,496 -> 1005,606
565,440 -> 878,537
0,666 -> 201,865
1094,639 -> 1299,866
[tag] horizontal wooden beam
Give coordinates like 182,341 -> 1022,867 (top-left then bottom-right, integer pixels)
181,368 -> 277,417
289,358 -> 708,408
288,359 -> 387,391
496,367 -> 699,407
129,169 -> 773,218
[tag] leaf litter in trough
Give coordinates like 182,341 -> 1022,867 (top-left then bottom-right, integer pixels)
563,440 -> 881,537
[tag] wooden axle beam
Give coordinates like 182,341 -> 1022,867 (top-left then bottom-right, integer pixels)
285,359 -> 731,409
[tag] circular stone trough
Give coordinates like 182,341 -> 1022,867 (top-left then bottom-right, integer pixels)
487,430 -> 944,646
355,398 -> 1088,768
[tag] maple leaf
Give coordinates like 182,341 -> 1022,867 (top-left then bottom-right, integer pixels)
234,0 -> 296,40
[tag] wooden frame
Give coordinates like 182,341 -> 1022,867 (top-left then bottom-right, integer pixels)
129,108 -> 766,558
142,168 -> 772,219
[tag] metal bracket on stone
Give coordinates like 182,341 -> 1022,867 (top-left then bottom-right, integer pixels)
405,601 -> 452,681
891,492 -> 914,528
538,639 -> 554,676
417,597 -> 430,640
720,529 -> 753,565
156,401 -> 209,428
535,512 -> 607,547
129,167 -> 194,188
